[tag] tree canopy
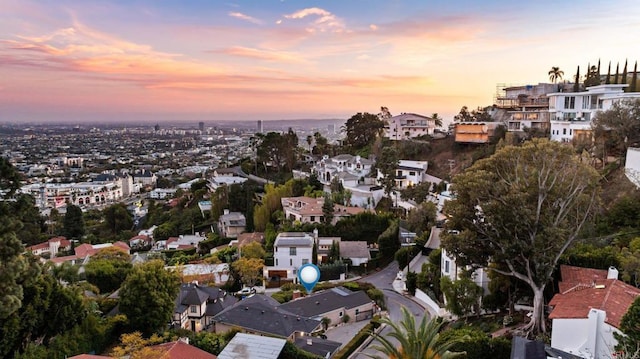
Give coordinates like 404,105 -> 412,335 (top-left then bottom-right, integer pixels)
63,204 -> 86,241
442,139 -> 601,334
592,98 -> 640,158
343,112 -> 385,152
119,260 -> 180,335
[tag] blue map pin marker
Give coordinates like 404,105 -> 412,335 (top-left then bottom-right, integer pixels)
298,263 -> 320,294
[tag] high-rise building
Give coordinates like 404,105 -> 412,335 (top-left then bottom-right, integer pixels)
198,121 -> 204,132
257,120 -> 263,133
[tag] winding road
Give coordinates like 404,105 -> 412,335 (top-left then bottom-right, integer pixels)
353,261 -> 430,358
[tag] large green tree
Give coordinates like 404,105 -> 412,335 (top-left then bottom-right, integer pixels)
440,272 -> 483,319
442,139 -> 601,334
0,258 -> 85,357
376,146 -> 400,198
119,260 -> 180,335
592,98 -> 640,159
343,112 -> 385,151
367,306 -> 464,359
63,204 -> 86,241
0,158 -> 28,319
103,203 -> 134,235
84,247 -> 133,294
614,296 -> 640,356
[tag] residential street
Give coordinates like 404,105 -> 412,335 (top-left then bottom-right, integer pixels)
352,261 -> 430,358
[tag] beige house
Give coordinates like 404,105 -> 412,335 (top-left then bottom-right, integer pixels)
281,196 -> 367,225
279,287 -> 376,327
217,209 -> 246,238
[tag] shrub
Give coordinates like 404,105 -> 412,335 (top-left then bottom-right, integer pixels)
332,317 -> 381,359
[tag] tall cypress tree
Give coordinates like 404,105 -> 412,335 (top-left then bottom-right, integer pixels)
622,59 -> 628,91
606,61 -> 611,84
573,66 -> 580,92
614,62 -> 620,84
597,59 -> 601,80
631,61 -> 638,92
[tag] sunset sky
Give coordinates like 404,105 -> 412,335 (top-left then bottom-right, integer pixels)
1,0 -> 639,124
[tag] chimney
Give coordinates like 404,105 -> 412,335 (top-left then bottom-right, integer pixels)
607,266 -> 619,280
307,338 -> 313,346
292,290 -> 302,300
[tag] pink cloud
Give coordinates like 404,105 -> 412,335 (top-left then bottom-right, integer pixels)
214,46 -> 308,64
228,11 -> 263,25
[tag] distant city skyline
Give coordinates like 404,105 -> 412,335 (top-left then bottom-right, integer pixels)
1,0 -> 639,123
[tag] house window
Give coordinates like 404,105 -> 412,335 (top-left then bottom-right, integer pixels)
290,247 -> 297,256
302,259 -> 309,265
310,216 -> 315,221
290,259 -> 293,266
355,309 -> 360,315
444,260 -> 450,274
563,128 -> 567,135
339,311 -> 343,317
275,258 -> 278,266
190,305 -> 198,314
396,170 -> 402,176
409,171 -> 416,176
564,96 -> 575,109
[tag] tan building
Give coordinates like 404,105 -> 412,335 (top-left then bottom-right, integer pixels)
281,196 -> 368,225
454,122 -> 503,144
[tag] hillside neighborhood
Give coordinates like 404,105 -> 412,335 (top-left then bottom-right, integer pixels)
3,65 -> 640,359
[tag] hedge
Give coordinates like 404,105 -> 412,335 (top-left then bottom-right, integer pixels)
332,316 -> 381,359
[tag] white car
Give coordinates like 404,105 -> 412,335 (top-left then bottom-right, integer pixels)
236,287 -> 256,296
396,271 -> 404,280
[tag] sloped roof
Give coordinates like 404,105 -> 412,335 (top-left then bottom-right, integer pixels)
218,333 -> 286,359
279,287 -> 372,318
294,336 -> 341,358
213,294 -> 321,338
548,265 -> 640,328
339,241 -> 370,260
149,340 -> 217,359
175,283 -> 237,315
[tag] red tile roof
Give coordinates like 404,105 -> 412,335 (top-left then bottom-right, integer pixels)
149,340 -> 217,359
27,242 -> 49,251
549,265 -> 640,328
68,354 -> 113,359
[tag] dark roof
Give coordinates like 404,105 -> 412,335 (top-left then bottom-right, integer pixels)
510,336 -> 545,359
213,294 -> 321,338
279,287 -> 372,318
294,337 -> 341,358
175,283 -> 238,316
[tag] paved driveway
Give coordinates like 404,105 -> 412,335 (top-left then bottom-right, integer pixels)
324,320 -> 371,348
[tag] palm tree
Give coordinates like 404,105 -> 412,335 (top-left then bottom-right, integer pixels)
548,66 -> 564,83
431,113 -> 443,128
306,135 -> 313,153
365,307 -> 465,359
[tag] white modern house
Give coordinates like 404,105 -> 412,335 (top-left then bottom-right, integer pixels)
548,265 -> 640,359
265,232 -> 314,281
377,160 -> 430,189
625,147 -> 640,187
384,113 -> 437,140
440,248 -> 490,295
548,84 -> 640,142
312,154 -> 374,187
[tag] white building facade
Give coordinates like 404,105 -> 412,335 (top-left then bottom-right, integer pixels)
267,233 -> 314,280
384,113 -> 437,140
548,84 -> 640,142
